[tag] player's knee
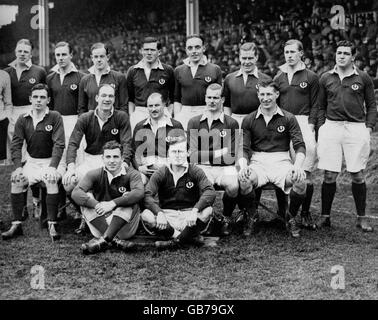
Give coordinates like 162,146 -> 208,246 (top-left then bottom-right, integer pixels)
324,171 -> 338,184
224,181 -> 239,198
198,207 -> 213,222
141,209 -> 157,227
11,179 -> 28,193
292,181 -> 307,195
351,171 -> 365,184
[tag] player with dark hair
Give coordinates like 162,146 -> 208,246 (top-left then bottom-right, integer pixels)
71,140 -> 144,254
174,34 -> 222,129
223,42 -> 271,127
126,37 -> 175,132
132,92 -> 184,184
238,79 -> 307,238
78,42 -> 128,114
187,83 -> 239,236
142,134 -> 216,249
274,39 -> 320,230
1,83 -> 66,241
317,40 -> 377,231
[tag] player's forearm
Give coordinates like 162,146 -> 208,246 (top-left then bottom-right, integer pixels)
71,186 -> 98,208
128,101 -> 135,114
173,102 -> 182,116
294,152 -> 306,168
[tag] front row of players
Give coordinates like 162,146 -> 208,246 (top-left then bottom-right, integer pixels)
1,77 -> 374,250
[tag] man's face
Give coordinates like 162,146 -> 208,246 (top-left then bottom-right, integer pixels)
147,95 -> 165,120
55,45 -> 72,69
205,88 -> 223,113
91,47 -> 109,71
103,148 -> 123,173
29,89 -> 50,112
141,42 -> 160,64
96,86 -> 115,112
284,44 -> 303,66
258,86 -> 279,110
239,49 -> 258,73
15,43 -> 32,65
185,37 -> 205,63
168,141 -> 188,166
336,46 -> 354,68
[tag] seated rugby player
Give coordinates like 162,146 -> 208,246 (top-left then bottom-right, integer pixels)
142,134 -> 216,249
187,83 -> 239,235
71,141 -> 144,254
2,84 -> 66,241
238,80 -> 307,238
132,92 -> 184,185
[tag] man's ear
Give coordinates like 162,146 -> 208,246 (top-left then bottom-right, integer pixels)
95,94 -> 99,103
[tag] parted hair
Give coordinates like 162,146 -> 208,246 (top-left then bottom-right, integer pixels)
30,83 -> 49,96
102,140 -> 123,154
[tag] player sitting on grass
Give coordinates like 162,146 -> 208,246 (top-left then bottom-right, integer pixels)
2,83 -> 66,241
238,79 -> 307,238
141,133 -> 216,249
71,141 -> 144,254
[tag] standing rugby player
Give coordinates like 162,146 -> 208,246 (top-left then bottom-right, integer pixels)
173,34 -> 222,129
0,70 -> 12,164
274,39 -> 319,229
126,37 -> 175,132
317,40 -> 377,231
1,84 -> 65,241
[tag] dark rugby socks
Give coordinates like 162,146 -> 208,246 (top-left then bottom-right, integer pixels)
91,216 -> 108,234
11,193 -> 26,221
289,190 -> 305,217
321,182 -> 336,216
238,190 -> 255,213
154,224 -> 175,239
46,194 -> 60,221
352,182 -> 367,217
275,188 -> 288,217
178,219 -> 207,244
301,183 -> 314,213
222,193 -> 237,217
104,216 -> 127,242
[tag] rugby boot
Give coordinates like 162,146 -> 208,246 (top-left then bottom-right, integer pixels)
81,237 -> 110,255
112,238 -> 136,251
317,215 -> 331,228
286,213 -> 300,238
1,222 -> 23,240
300,211 -> 317,230
356,216 -> 373,232
48,221 -> 61,241
155,238 -> 180,250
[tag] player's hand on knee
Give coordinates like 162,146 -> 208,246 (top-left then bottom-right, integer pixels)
11,168 -> 24,184
238,167 -> 251,183
63,169 -> 77,186
156,212 -> 168,230
291,166 -> 306,183
95,202 -> 106,216
43,167 -> 59,184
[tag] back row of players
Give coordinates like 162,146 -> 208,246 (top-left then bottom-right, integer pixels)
0,35 -> 375,252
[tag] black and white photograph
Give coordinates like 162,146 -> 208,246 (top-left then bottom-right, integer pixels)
0,0 -> 378,306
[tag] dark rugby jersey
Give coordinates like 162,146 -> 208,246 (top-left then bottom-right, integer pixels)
11,109 -> 65,168
132,116 -> 184,168
223,69 -> 271,114
67,109 -> 133,165
241,107 -> 305,162
78,68 -> 128,114
187,113 -> 239,166
274,64 -> 320,125
72,166 -> 144,208
4,63 -> 46,106
47,65 -> 85,115
174,59 -> 222,106
318,67 -> 377,128
126,61 -> 175,107
144,164 -> 216,214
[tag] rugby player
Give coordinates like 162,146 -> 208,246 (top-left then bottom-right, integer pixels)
126,37 -> 175,132
78,42 -> 128,114
142,134 -> 216,249
1,84 -> 65,241
0,70 -> 12,165
71,141 -> 144,254
173,34 -> 222,130
239,80 -> 307,238
317,40 -> 377,231
187,83 -> 239,236
274,39 -> 320,230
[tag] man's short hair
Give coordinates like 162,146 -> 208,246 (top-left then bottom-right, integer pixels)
55,41 -> 73,54
240,42 -> 258,56
166,132 -> 187,148
31,83 -> 49,96
98,83 -> 115,94
284,39 -> 303,51
186,34 -> 205,46
257,79 -> 279,92
336,40 -> 356,55
91,42 -> 109,55
142,36 -> 161,50
206,83 -> 223,94
147,92 -> 166,105
16,39 -> 33,50
102,140 -> 123,154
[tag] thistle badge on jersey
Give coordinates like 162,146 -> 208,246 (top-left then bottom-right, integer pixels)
255,84 -> 259,90
159,78 -> 165,85
299,82 -> 308,89
110,83 -> 116,89
111,128 -> 119,135
119,186 -> 127,194
70,84 -> 77,90
220,130 -> 227,137
186,181 -> 194,189
351,84 -> 359,91
45,125 -> 53,132
29,78 -> 36,84
205,76 -> 212,83
277,125 -> 285,133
